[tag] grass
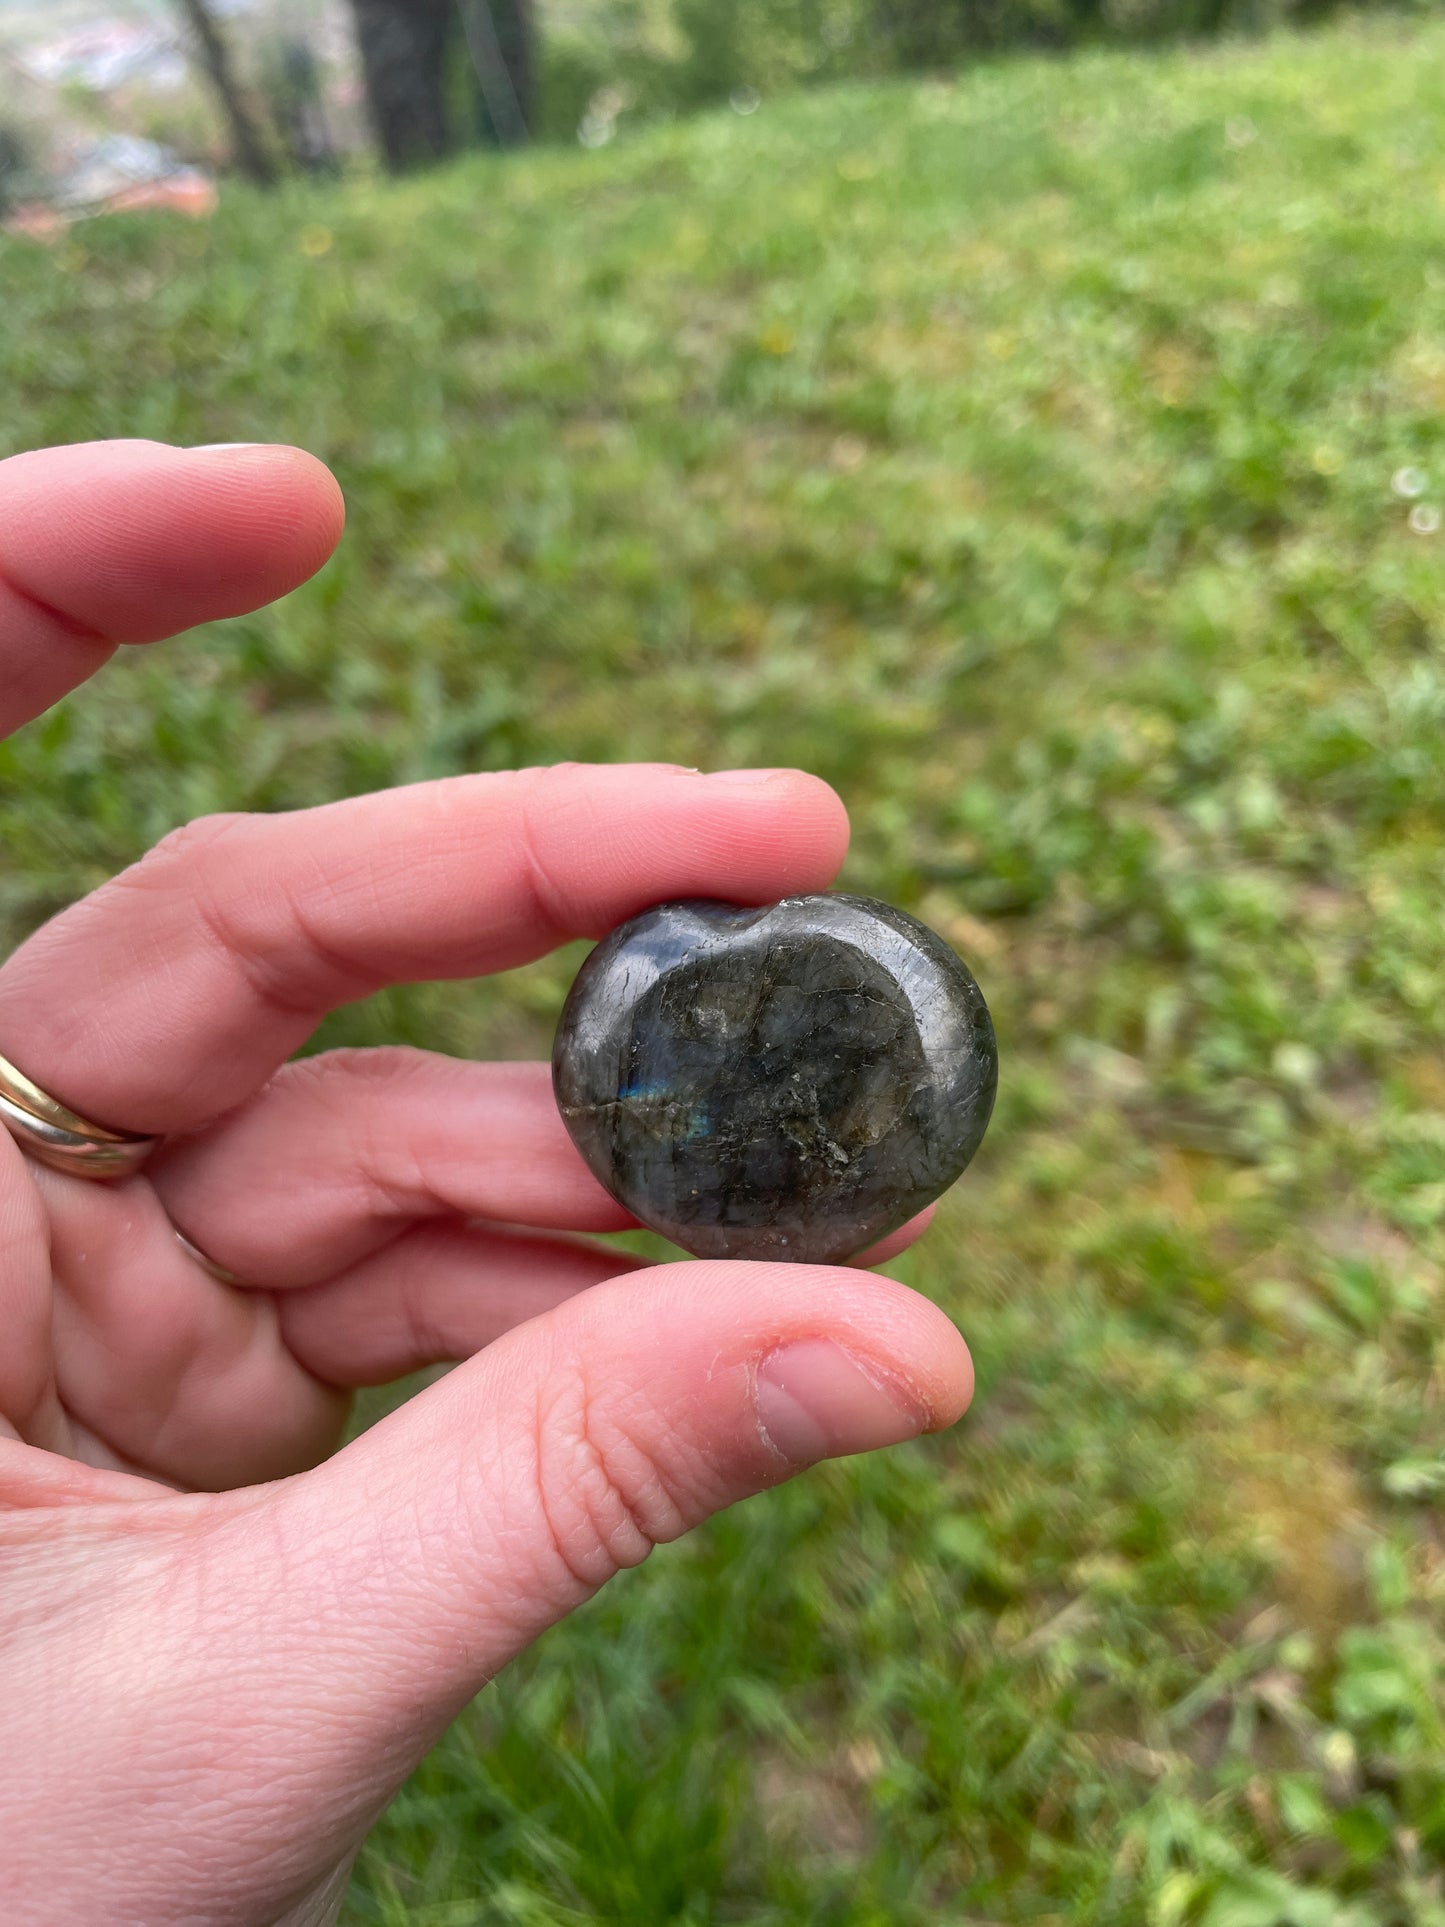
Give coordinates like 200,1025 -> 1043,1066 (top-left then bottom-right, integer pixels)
5,13 -> 1445,1921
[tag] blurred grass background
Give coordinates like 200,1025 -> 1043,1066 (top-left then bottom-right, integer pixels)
5,14 -> 1445,1922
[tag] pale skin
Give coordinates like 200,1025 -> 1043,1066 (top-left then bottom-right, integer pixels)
0,441 -> 974,1927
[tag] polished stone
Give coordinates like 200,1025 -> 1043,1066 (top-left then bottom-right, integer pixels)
552,894 -> 997,1263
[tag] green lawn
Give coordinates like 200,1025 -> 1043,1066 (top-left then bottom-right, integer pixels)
5,15 -> 1445,1922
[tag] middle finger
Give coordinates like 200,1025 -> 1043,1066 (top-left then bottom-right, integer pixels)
0,763 -> 848,1136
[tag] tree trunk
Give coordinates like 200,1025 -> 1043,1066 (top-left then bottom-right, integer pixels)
349,0 -> 458,173
173,0 -> 277,186
0,123 -> 32,219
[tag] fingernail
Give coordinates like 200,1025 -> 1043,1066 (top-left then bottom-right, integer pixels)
756,1338 -> 928,1466
707,767 -> 792,786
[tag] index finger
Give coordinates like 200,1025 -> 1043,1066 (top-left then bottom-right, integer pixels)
0,764 -> 851,1133
0,440 -> 344,736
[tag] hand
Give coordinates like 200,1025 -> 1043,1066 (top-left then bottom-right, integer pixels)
0,441 -> 973,1927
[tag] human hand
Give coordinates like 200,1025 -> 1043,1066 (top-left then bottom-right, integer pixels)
0,441 -> 973,1926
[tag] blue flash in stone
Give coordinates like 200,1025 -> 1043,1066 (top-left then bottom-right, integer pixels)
552,894 -> 998,1264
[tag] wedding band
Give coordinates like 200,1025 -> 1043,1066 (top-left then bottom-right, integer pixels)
0,1049 -> 157,1180
0,1052 -> 241,1280
172,1225 -> 243,1287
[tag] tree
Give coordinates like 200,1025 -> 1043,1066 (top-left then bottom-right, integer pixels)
349,0 -> 455,170
262,37 -> 339,175
173,0 -> 278,186
348,0 -> 535,174
0,122 -> 32,219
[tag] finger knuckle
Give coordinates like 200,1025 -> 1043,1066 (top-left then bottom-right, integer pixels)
124,816 -> 366,1021
283,1046 -> 432,1094
272,1049 -> 441,1216
114,812 -> 252,894
508,768 -> 578,940
527,1363 -> 689,1598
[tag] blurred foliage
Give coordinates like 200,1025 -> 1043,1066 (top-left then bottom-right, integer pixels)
4,13 -> 1445,1922
534,0 -> 1438,140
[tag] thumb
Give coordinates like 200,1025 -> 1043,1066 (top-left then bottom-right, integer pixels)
205,1263 -> 970,1876
6,1265 -> 970,1924
277,1257 -> 971,1652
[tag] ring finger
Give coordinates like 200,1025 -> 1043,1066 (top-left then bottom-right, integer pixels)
150,1049 -> 940,1290
150,1053 -> 633,1288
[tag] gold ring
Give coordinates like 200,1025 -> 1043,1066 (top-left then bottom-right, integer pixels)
0,1049 -> 157,1181
172,1225 -> 242,1287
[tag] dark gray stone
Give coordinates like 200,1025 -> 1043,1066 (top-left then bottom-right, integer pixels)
552,894 -> 997,1263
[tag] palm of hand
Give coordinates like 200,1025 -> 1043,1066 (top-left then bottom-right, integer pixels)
0,441 -> 969,1927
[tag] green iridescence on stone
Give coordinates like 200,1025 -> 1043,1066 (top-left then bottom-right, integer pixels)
552,894 -> 998,1263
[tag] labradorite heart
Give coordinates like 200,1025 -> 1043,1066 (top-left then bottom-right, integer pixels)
551,894 -> 997,1263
